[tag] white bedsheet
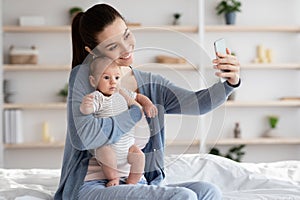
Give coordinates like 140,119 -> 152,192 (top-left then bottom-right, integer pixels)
0,154 -> 300,199
0,169 -> 59,200
164,154 -> 300,200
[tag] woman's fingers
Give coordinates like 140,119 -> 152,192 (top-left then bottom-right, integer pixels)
213,50 -> 240,85
213,64 -> 239,72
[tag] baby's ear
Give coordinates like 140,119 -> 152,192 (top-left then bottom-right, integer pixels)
89,75 -> 96,88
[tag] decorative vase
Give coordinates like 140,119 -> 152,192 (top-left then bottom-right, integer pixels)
62,96 -> 67,102
70,11 -> 81,22
172,13 -> 181,25
173,19 -> 179,25
262,128 -> 279,138
3,79 -> 16,103
225,12 -> 236,25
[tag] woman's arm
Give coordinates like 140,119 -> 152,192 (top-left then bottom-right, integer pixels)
162,78 -> 237,115
134,50 -> 240,115
68,65 -> 142,151
133,69 -> 239,115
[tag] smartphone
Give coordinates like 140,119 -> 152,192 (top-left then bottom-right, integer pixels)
214,38 -> 230,73
214,38 -> 226,58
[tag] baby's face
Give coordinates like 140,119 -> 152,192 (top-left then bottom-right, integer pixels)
97,65 -> 121,96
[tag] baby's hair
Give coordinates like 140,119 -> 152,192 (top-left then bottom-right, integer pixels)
89,56 -> 114,78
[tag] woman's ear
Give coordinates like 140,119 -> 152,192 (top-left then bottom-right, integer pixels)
89,75 -> 97,88
85,46 -> 98,59
85,46 -> 92,53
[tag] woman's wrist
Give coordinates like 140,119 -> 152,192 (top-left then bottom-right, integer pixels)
226,78 -> 241,88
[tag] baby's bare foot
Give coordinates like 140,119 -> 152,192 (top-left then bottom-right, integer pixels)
106,178 -> 119,187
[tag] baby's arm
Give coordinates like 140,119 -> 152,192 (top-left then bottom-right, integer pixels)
119,88 -> 141,108
80,93 -> 95,115
119,88 -> 157,118
136,93 -> 158,118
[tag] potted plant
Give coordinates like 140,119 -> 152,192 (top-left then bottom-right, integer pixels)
58,83 -> 68,102
209,144 -> 246,162
69,7 -> 83,22
215,0 -> 242,25
173,13 -> 182,25
263,115 -> 280,137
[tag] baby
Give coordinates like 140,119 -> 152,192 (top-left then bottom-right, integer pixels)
80,56 -> 157,187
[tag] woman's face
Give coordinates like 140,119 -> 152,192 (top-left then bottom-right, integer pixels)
95,17 -> 135,67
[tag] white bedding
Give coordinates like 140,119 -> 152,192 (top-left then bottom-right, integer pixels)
164,154 -> 300,199
1,154 -> 300,200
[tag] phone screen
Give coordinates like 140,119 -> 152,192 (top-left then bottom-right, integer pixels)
214,38 -> 230,74
214,38 -> 226,57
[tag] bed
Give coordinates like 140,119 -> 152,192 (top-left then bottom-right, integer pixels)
1,154 -> 300,200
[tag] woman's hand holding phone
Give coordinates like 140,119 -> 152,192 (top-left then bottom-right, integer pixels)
213,38 -> 240,86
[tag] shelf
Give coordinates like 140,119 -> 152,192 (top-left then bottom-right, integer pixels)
206,25 -> 300,33
166,139 -> 200,146
225,100 -> 300,107
166,138 -> 300,146
209,138 -> 300,145
134,63 -> 198,70
3,25 -> 300,33
129,25 -> 198,33
3,25 -> 198,33
3,64 -> 70,71
205,63 -> 300,71
4,141 -> 65,149
3,25 -> 71,33
3,102 -> 67,110
6,138 -> 298,149
242,63 -> 300,70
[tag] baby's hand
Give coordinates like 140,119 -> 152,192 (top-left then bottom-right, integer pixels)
143,103 -> 158,118
80,93 -> 95,115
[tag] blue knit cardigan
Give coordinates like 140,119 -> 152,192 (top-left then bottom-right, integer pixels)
54,64 -> 236,199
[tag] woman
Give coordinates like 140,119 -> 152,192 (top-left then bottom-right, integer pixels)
55,3 -> 240,200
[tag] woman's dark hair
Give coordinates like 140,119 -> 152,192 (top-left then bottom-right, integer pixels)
71,4 -> 124,68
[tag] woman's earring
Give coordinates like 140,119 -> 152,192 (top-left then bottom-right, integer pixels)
85,46 -> 97,58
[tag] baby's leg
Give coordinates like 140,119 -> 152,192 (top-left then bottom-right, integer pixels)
95,145 -> 119,187
126,144 -> 145,184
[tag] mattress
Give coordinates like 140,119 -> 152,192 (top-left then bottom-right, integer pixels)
1,154 -> 300,199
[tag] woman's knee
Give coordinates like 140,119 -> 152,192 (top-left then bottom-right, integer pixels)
205,183 -> 222,200
191,182 -> 222,200
173,187 -> 198,200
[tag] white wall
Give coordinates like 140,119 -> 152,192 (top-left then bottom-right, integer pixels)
1,0 -> 300,168
202,0 -> 300,162
2,0 -> 101,168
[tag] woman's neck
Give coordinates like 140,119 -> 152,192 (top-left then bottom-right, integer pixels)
120,66 -> 138,92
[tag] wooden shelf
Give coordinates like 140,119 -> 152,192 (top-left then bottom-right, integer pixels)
5,138 -> 298,149
4,102 -> 67,109
129,25 -> 198,33
3,25 -> 198,33
209,138 -> 300,145
205,63 -> 300,71
225,100 -> 300,107
3,25 -> 71,33
166,139 -> 200,146
166,138 -> 300,146
242,63 -> 300,70
206,25 -> 300,33
4,141 -> 65,149
134,63 -> 198,70
3,25 -> 300,33
3,64 -> 70,71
